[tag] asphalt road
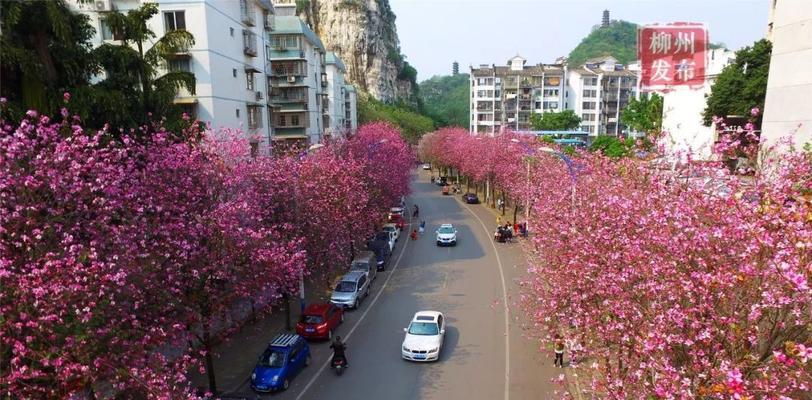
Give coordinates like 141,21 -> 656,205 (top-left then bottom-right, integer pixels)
235,170 -> 559,400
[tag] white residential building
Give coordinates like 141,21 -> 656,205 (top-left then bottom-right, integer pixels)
268,0 -> 327,147
70,0 -> 276,152
761,0 -> 812,153
343,85 -> 358,133
324,52 -> 349,137
566,56 -> 638,136
659,48 -> 735,160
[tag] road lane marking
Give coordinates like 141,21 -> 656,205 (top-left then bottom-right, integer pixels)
461,202 -> 510,400
294,217 -> 413,400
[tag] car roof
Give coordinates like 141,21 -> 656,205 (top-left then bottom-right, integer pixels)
383,223 -> 397,228
439,224 -> 454,228
342,270 -> 366,281
303,303 -> 330,315
268,333 -> 301,349
412,310 -> 442,322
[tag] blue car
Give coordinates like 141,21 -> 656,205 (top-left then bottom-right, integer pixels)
251,333 -> 311,392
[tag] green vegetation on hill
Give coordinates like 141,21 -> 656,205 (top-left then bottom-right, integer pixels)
418,73 -> 470,129
567,21 -> 639,67
358,95 -> 435,144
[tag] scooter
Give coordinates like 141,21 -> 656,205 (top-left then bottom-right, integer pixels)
331,355 -> 347,376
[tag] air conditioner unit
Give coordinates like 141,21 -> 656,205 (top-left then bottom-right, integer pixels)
287,76 -> 296,83
94,0 -> 109,11
255,91 -> 263,101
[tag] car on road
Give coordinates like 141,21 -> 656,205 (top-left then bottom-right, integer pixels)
366,237 -> 391,271
330,270 -> 370,309
463,193 -> 480,204
435,224 -> 458,246
442,185 -> 450,195
435,176 -> 448,186
387,212 -> 406,230
401,311 -> 446,362
295,303 -> 344,340
251,333 -> 311,392
382,223 -> 400,242
389,207 -> 404,217
422,163 -> 431,170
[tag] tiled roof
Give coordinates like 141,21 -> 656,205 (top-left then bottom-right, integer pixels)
271,16 -> 324,50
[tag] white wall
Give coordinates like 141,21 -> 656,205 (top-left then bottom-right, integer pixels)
761,0 -> 812,153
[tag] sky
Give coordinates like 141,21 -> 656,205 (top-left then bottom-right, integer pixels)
389,0 -> 769,81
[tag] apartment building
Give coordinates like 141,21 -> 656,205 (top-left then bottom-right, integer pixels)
566,56 -> 637,136
469,55 -> 567,134
70,0 -> 276,150
470,55 -> 638,137
324,52 -> 348,137
268,0 -> 327,146
344,85 -> 359,133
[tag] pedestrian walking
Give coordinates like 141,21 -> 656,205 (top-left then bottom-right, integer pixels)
418,220 -> 426,235
431,176 -> 435,184
410,229 -> 418,241
553,334 -> 565,368
496,216 -> 502,227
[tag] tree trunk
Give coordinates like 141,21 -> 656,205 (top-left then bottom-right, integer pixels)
283,293 -> 292,331
513,205 -> 518,225
203,324 -> 218,395
501,191 -> 506,216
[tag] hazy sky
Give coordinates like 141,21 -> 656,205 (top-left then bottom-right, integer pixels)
389,0 -> 769,81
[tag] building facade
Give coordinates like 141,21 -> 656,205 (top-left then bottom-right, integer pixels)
70,0 -> 276,150
324,52 -> 348,137
470,55 -> 637,136
343,85 -> 359,133
469,55 -> 567,134
761,0 -> 812,153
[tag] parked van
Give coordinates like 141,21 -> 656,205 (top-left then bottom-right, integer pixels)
350,251 -> 377,281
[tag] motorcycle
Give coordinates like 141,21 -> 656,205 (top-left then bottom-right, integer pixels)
331,356 -> 347,376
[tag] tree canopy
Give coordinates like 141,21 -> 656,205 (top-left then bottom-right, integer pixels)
621,92 -> 663,134
567,21 -> 639,67
358,95 -> 434,144
418,73 -> 470,129
529,110 -> 581,131
703,39 -> 772,126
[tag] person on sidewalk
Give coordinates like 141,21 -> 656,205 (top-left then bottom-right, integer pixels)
412,204 -> 419,218
410,229 -> 418,241
553,334 -> 565,368
496,216 -> 502,227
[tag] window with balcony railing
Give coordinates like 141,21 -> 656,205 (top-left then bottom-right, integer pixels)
271,35 -> 300,50
240,0 -> 256,26
247,105 -> 262,129
243,30 -> 257,56
272,61 -> 306,76
271,87 -> 306,102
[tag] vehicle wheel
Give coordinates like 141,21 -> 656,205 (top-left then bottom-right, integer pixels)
305,354 -> 312,366
353,299 -> 358,309
283,379 -> 290,391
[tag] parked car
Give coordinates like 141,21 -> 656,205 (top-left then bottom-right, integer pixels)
389,207 -> 404,217
295,303 -> 344,340
463,193 -> 480,204
401,311 -> 446,362
382,223 -> 400,241
436,224 -> 458,246
330,271 -> 371,309
422,163 -> 431,170
251,334 -> 311,392
350,251 -> 377,282
373,231 -> 395,253
366,238 -> 391,271
387,213 -> 406,230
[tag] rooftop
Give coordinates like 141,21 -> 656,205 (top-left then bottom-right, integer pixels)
271,16 -> 324,50
325,52 -> 346,72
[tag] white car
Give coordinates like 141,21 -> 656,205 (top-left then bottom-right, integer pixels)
422,163 -> 431,170
435,224 -> 457,246
389,207 -> 404,217
383,223 -> 400,242
402,311 -> 445,362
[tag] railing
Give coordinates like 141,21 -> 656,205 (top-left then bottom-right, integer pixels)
243,30 -> 257,56
240,0 -> 256,26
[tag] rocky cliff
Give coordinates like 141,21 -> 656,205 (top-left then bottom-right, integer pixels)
297,0 -> 414,103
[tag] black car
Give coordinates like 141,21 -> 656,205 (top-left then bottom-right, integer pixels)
435,176 -> 448,186
366,237 -> 391,271
463,193 -> 479,204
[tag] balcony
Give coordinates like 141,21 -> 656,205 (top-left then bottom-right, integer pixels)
271,75 -> 307,87
271,61 -> 307,77
243,30 -> 257,57
240,0 -> 256,26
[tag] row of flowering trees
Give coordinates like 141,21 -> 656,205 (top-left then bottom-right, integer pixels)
0,101 -> 413,398
419,127 -> 811,398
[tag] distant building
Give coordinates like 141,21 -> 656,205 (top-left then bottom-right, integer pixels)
343,85 -> 358,133
469,55 -> 567,134
761,0 -> 812,153
602,10 -> 610,27
453,61 -> 459,76
659,48 -> 736,160
566,56 -> 637,136
69,0 -> 276,151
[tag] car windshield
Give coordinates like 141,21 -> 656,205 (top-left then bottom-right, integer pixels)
335,281 -> 356,293
408,322 -> 439,335
302,315 -> 324,324
438,227 -> 455,234
383,226 -> 395,232
258,349 -> 286,368
351,261 -> 368,271
375,233 -> 390,241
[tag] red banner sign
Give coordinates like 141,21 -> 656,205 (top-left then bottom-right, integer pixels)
638,23 -> 708,90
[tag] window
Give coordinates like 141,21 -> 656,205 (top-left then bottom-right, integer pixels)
437,315 -> 443,330
581,113 -> 595,121
358,275 -> 366,287
277,114 -> 286,126
164,11 -> 186,31
168,59 -> 191,73
291,114 -> 300,126
250,142 -> 259,157
582,102 -> 596,110
582,89 -> 596,98
100,20 -> 123,40
580,125 -> 593,133
246,71 -> 255,90
248,105 -> 262,129
233,68 -> 237,78
271,35 -> 299,49
236,108 -> 240,118
230,27 -> 234,37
